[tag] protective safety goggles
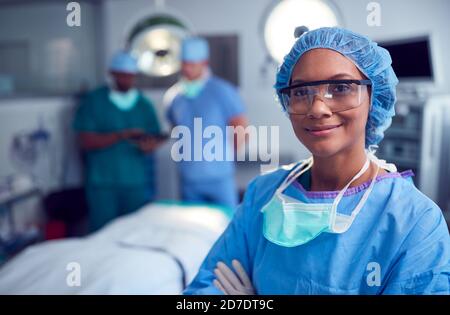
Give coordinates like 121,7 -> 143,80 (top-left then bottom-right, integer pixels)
279,79 -> 372,115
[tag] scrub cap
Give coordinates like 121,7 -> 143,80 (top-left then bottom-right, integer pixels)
275,27 -> 399,146
109,51 -> 139,74
181,37 -> 210,62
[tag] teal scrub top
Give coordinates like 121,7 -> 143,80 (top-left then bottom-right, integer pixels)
73,86 -> 161,186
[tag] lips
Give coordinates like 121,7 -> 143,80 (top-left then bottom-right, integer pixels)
305,124 -> 342,131
304,124 -> 343,136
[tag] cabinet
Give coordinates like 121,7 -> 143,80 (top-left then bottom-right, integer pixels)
377,95 -> 450,213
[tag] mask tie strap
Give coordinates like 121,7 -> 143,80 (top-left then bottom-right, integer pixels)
276,157 -> 313,195
349,164 -> 380,221
367,145 -> 397,173
329,157 -> 370,229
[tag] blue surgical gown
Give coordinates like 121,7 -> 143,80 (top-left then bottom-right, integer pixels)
166,76 -> 245,209
166,76 -> 245,182
184,163 -> 450,294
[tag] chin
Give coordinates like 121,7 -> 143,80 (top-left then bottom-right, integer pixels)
298,135 -> 343,158
309,144 -> 341,158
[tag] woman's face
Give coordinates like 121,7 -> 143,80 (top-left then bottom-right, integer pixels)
289,48 -> 370,158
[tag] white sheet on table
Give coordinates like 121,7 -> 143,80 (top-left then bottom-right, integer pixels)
0,203 -> 230,294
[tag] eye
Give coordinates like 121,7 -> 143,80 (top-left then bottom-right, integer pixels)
329,83 -> 352,95
292,87 -> 311,97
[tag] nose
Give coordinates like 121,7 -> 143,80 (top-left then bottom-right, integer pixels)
306,95 -> 332,119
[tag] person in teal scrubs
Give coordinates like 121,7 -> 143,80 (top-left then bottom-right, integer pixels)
73,51 -> 163,232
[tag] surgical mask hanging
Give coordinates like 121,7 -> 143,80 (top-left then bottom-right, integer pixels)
181,80 -> 206,99
179,68 -> 210,99
261,152 -> 392,247
109,88 -> 139,111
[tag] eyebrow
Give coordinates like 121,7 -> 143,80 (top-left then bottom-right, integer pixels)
291,73 -> 358,84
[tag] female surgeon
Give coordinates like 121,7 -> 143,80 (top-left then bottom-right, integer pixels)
184,27 -> 450,294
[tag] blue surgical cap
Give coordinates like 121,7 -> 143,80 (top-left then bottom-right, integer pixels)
181,37 -> 209,62
109,51 -> 139,74
275,27 -> 399,147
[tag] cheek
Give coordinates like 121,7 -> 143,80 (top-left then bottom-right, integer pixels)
289,116 -> 303,133
118,76 -> 131,84
341,110 -> 369,141
194,66 -> 202,75
181,66 -> 191,74
289,116 -> 309,143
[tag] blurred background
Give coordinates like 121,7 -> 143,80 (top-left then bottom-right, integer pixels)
0,0 -> 449,292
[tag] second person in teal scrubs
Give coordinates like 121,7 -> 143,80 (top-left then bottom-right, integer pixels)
73,51 -> 163,232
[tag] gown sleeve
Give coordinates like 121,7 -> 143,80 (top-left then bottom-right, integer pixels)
183,179 -> 257,295
219,82 -> 246,121
381,205 -> 450,294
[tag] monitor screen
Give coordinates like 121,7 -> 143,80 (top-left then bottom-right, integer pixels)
379,37 -> 433,80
